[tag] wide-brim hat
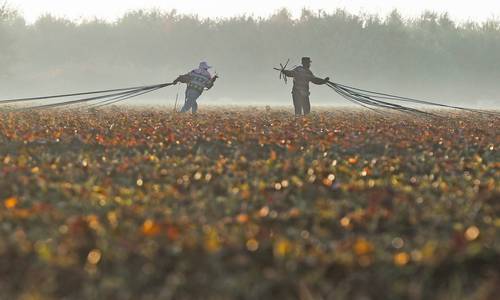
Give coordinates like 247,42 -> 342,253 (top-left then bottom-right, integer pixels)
199,61 -> 212,69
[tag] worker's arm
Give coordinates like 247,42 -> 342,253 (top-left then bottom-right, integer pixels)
173,74 -> 190,84
205,75 -> 218,90
282,69 -> 296,78
310,74 -> 330,85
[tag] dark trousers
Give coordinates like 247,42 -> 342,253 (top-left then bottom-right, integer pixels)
180,88 -> 201,113
292,93 -> 311,115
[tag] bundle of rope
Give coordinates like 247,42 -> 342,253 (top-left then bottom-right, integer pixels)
326,81 -> 499,118
0,82 -> 175,111
275,61 -> 499,118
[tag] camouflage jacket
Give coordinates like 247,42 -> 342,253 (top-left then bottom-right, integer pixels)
176,69 -> 214,93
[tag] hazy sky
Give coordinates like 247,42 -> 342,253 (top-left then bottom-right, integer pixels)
6,0 -> 500,23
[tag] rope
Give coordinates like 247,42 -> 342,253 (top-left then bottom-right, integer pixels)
273,62 -> 498,117
92,85 -> 167,109
8,82 -> 174,112
0,83 -> 168,104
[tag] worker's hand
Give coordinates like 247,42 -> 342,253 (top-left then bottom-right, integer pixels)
324,77 -> 330,82
213,75 -> 219,82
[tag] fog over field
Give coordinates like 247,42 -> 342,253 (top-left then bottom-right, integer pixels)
1,5 -> 500,108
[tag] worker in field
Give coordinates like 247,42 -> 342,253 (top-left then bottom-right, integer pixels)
280,57 -> 329,116
174,61 -> 218,114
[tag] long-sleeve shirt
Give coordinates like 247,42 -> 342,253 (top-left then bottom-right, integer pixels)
282,66 -> 327,96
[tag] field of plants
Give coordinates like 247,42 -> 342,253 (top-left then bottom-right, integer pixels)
0,108 -> 498,299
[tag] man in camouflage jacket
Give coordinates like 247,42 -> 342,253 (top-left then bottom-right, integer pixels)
174,61 -> 218,114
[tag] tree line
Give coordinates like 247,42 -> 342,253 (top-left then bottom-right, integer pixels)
1,5 -> 500,106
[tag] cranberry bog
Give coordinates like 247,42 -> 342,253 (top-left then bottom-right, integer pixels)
0,108 -> 498,299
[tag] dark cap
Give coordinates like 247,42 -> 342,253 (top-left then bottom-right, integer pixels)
302,57 -> 312,63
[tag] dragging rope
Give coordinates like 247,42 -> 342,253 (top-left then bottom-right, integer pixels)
275,61 -> 498,118
0,82 -> 175,111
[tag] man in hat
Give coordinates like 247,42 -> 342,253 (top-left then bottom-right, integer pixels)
281,57 -> 329,116
174,61 -> 218,114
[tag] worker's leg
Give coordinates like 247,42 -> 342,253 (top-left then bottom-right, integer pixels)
180,89 -> 201,113
180,100 -> 191,113
180,89 -> 192,113
303,95 -> 311,115
188,89 -> 201,114
292,93 -> 302,116
191,100 -> 198,114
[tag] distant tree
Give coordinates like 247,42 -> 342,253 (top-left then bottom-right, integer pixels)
0,1 -> 9,19
0,1 -> 14,77
1,7 -> 500,103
